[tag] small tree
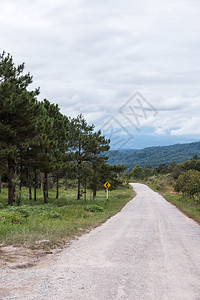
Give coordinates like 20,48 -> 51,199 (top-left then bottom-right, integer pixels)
174,170 -> 200,199
154,163 -> 169,174
130,165 -> 144,180
143,165 -> 152,179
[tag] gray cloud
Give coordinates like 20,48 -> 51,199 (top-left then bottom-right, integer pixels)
1,0 -> 200,143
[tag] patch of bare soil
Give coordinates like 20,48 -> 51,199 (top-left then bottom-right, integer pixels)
0,245 -> 58,269
0,234 -> 88,269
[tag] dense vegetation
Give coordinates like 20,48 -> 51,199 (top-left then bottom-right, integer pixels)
107,142 -> 200,170
0,51 -> 125,206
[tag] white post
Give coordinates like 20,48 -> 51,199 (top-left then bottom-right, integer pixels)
107,188 -> 108,201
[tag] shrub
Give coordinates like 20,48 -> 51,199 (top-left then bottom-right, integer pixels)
174,170 -> 200,198
0,203 -> 5,209
85,204 -> 104,212
0,211 -> 25,224
48,212 -> 61,219
18,208 -> 30,218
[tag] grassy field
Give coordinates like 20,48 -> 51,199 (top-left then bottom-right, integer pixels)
0,186 -> 135,248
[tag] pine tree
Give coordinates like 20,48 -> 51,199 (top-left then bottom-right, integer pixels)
40,100 -> 70,203
85,130 -> 110,198
0,51 -> 43,204
70,115 -> 94,200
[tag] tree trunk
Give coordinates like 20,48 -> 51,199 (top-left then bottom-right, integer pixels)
27,149 -> 32,200
47,176 -> 48,198
65,178 -> 68,190
93,188 -> 97,199
84,178 -> 87,202
34,184 -> 37,202
19,178 -> 22,192
77,166 -> 81,200
92,165 -> 97,199
29,185 -> 32,200
0,176 -> 1,193
77,143 -> 81,200
43,172 -> 48,203
56,174 -> 59,199
8,157 -> 15,205
19,154 -> 22,192
34,170 -> 37,201
77,176 -> 81,199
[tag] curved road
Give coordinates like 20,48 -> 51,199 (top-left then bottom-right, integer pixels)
1,183 -> 200,299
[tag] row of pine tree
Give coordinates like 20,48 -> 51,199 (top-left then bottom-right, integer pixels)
0,52 -> 125,205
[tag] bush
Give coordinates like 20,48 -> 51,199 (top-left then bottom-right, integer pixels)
0,203 -> 5,209
18,208 -> 30,218
130,165 -> 144,179
85,204 -> 104,212
48,212 -> 61,219
174,170 -> 200,198
0,211 -> 25,224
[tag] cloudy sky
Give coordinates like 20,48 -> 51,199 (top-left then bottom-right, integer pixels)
1,0 -> 200,149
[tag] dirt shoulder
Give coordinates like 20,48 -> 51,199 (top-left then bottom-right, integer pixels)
0,244 -> 65,269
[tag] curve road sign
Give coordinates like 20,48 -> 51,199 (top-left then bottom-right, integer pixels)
104,181 -> 111,189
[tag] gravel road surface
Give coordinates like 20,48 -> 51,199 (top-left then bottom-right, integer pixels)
1,183 -> 200,299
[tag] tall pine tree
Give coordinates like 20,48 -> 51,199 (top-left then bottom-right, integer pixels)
0,51 -> 43,204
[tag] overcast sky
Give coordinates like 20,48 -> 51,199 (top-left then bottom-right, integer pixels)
1,0 -> 200,149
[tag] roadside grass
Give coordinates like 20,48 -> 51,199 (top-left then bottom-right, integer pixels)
140,175 -> 200,225
163,194 -> 200,224
0,186 -> 135,248
145,174 -> 175,193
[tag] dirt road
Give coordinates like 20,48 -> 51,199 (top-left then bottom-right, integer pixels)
1,183 -> 200,299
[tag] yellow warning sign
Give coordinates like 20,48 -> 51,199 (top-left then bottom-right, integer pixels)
104,181 -> 111,189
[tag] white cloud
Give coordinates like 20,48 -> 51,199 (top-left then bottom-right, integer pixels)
171,117 -> 200,135
0,0 -> 200,146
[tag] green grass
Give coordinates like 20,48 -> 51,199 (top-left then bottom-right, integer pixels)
142,175 -> 200,225
163,193 -> 200,224
0,186 -> 135,248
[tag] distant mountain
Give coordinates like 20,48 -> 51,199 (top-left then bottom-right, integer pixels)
106,141 -> 200,170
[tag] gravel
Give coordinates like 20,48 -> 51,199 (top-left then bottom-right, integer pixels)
1,183 -> 200,299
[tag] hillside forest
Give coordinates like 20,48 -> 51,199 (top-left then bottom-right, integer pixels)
107,142 -> 200,170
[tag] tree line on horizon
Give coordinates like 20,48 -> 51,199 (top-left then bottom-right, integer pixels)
107,143 -> 200,170
0,51 -> 125,205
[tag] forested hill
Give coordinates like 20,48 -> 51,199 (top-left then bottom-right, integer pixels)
106,141 -> 200,170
